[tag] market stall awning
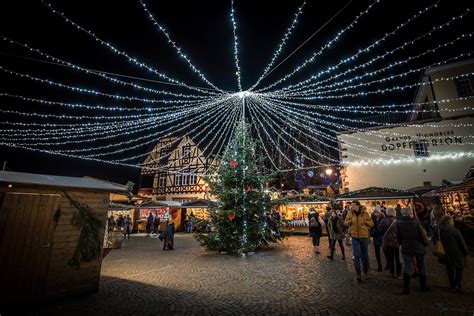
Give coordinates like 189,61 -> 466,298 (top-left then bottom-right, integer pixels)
337,187 -> 416,201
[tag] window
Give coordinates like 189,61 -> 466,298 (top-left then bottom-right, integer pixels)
455,76 -> 474,97
174,173 -> 182,186
183,145 -> 191,161
158,173 -> 167,187
160,148 -> 169,165
414,141 -> 429,157
190,172 -> 197,185
182,173 -> 189,185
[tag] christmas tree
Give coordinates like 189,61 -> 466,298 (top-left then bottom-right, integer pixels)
195,122 -> 281,255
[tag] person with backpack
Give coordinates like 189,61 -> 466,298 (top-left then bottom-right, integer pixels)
308,208 -> 325,254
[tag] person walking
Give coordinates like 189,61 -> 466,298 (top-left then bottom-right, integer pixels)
344,200 -> 373,282
153,214 -> 161,234
379,207 -> 402,278
308,208 -> 325,254
439,215 -> 469,292
123,214 -> 132,239
107,215 -> 116,231
371,209 -> 385,272
116,214 -> 124,230
327,210 -> 345,260
396,207 -> 430,294
187,212 -> 194,233
146,212 -> 154,234
430,204 -> 445,244
162,220 -> 176,250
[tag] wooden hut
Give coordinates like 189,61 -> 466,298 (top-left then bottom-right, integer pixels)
0,171 -> 127,303
336,187 -> 416,213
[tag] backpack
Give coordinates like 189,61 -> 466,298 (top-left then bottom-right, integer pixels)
309,213 -> 319,227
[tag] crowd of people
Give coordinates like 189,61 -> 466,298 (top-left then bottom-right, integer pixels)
311,200 -> 469,294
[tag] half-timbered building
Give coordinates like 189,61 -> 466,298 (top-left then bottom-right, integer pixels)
140,136 -> 216,202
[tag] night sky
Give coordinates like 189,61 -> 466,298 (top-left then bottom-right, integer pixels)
0,0 -> 471,189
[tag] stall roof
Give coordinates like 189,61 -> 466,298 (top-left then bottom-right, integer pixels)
181,199 -> 215,208
140,199 -> 182,207
337,187 -> 416,201
439,178 -> 474,194
276,194 -> 331,204
407,185 -> 441,195
0,171 -> 127,192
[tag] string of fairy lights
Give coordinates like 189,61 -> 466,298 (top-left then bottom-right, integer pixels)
1,0 -> 473,176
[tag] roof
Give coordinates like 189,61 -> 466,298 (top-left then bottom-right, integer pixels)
407,185 -> 441,195
276,194 -> 331,203
305,185 -> 331,190
181,199 -> 214,208
439,178 -> 474,194
337,187 -> 416,201
0,171 -> 127,192
140,199 -> 182,207
423,57 -> 474,76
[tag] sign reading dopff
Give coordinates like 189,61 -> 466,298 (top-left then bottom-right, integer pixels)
381,130 -> 463,151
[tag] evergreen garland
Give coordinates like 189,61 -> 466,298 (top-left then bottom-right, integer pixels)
64,192 -> 104,269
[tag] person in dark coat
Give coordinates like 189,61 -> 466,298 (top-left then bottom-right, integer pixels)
395,204 -> 402,220
439,215 -> 469,292
379,207 -> 402,278
327,211 -> 345,260
396,207 -> 430,294
308,208 -> 325,254
146,212 -> 154,234
162,220 -> 175,250
370,209 -> 385,272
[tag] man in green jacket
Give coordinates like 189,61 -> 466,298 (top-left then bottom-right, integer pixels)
344,200 -> 374,282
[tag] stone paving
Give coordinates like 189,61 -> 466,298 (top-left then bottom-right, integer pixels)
27,235 -> 474,315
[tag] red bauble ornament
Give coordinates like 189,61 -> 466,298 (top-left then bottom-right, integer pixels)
227,213 -> 236,221
229,160 -> 239,167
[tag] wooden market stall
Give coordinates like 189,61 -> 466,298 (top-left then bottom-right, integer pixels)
437,178 -> 474,216
275,195 -> 332,233
0,171 -> 127,303
433,177 -> 474,246
135,199 -> 183,232
181,199 -> 213,220
336,187 -> 416,214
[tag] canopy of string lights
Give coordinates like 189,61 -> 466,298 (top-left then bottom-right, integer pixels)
1,0 -> 472,176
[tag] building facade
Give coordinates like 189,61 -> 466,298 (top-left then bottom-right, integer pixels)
140,136 -> 216,202
337,59 -> 474,191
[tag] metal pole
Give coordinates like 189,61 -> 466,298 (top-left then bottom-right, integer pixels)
2,161 -> 6,171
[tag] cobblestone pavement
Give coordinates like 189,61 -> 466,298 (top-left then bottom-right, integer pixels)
34,235 -> 474,315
